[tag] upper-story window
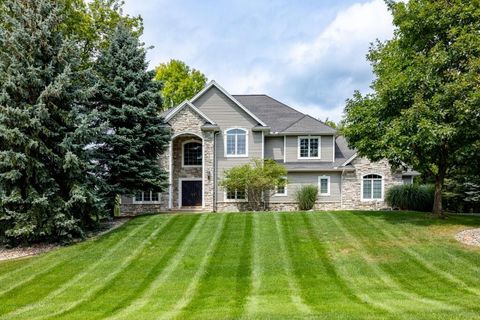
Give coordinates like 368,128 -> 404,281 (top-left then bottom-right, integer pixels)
183,141 -> 202,166
298,136 -> 321,159
362,174 -> 383,200
225,128 -> 248,157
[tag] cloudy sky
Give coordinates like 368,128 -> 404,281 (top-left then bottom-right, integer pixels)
123,0 -> 395,122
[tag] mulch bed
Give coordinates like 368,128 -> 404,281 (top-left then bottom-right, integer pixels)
455,228 -> 480,247
0,217 -> 131,261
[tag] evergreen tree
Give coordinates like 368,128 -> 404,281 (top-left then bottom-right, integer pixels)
0,0 -> 100,244
93,24 -> 170,215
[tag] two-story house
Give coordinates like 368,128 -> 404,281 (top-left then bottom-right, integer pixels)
120,81 -> 416,214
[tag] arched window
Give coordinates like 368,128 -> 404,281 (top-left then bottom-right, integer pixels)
362,174 -> 383,200
183,141 -> 202,166
225,128 -> 247,156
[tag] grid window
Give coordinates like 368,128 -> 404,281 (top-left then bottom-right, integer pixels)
226,128 -> 247,156
362,174 -> 383,200
299,137 -> 320,158
226,189 -> 246,200
276,176 -> 287,195
183,141 -> 202,166
134,191 -> 160,203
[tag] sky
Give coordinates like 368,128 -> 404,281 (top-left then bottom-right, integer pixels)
122,0 -> 395,122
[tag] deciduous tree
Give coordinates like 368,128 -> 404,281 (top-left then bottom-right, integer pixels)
342,0 -> 480,217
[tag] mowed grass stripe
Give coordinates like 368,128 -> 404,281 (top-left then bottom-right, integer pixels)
158,213 -> 227,320
307,212 -> 398,314
360,213 -> 480,298
326,212 -> 455,313
32,215 -> 179,320
299,213 -> 385,317
274,213 -> 311,315
244,213 -> 261,317
66,214 -> 203,320
0,218 -> 152,316
355,213 -> 480,316
0,220 -> 141,297
179,213 -> 253,319
104,214 -> 210,320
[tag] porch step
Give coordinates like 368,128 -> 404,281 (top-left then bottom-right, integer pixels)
171,206 -> 209,213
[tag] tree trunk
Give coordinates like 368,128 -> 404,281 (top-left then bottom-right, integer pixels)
432,165 -> 447,218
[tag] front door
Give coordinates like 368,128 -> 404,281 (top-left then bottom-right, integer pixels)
181,180 -> 202,207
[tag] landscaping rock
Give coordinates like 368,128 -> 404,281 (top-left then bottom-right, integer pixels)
455,228 -> 480,247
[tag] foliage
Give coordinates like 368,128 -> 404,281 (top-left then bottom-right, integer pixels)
386,184 -> 434,212
60,0 -> 143,65
92,24 -> 170,216
220,159 -> 287,211
342,0 -> 480,217
443,175 -> 480,213
295,185 -> 318,210
0,0 -> 101,244
324,118 -> 337,129
154,59 -> 207,109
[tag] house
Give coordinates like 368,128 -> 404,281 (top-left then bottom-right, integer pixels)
120,81 -> 416,214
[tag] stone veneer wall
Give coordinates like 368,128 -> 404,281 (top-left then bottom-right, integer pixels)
341,158 -> 403,210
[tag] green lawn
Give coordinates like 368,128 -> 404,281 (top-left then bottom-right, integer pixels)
0,211 -> 479,319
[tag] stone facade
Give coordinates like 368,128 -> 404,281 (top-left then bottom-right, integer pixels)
341,158 -> 403,210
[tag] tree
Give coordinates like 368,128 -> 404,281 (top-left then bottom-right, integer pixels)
0,0 -> 100,244
154,59 -> 207,109
324,118 -> 337,129
342,0 -> 480,217
220,159 -> 287,211
92,24 -> 170,216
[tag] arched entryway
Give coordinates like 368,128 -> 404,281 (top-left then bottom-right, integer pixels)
170,133 -> 204,209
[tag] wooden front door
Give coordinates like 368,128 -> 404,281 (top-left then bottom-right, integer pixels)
181,180 -> 202,206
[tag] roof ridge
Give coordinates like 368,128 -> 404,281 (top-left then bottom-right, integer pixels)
281,114 -> 308,132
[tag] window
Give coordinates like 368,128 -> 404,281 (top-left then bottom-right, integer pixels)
226,189 -> 246,201
183,141 -> 202,166
362,174 -> 383,200
275,176 -> 288,196
318,176 -> 330,196
225,128 -> 247,156
298,137 -> 320,159
134,191 -> 160,203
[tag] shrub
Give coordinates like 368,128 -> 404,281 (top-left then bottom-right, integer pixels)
296,185 -> 318,210
386,184 -> 434,212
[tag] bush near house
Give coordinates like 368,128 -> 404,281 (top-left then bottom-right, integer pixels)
296,185 -> 318,210
386,184 -> 434,212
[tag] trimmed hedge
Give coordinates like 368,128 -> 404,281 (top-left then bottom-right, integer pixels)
386,184 -> 434,212
296,185 -> 318,210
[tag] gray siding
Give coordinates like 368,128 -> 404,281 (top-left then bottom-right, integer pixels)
193,87 -> 264,203
284,135 -> 335,163
264,136 -> 284,160
270,172 -> 341,203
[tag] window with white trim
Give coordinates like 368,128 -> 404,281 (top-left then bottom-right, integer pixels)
362,174 -> 383,200
318,176 -> 330,195
275,176 -> 288,196
298,136 -> 320,159
183,141 -> 202,166
226,128 -> 247,156
226,189 -> 246,200
134,191 -> 160,203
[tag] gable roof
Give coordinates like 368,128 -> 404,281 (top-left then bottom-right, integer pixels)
233,94 -> 336,134
191,81 -> 267,126
163,101 -> 216,124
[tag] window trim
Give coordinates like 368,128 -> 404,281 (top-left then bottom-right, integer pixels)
274,176 -> 288,196
297,136 -> 321,159
224,128 -> 249,158
361,173 -> 384,201
224,188 -> 248,202
133,191 -> 161,204
182,139 -> 203,168
318,175 -> 330,196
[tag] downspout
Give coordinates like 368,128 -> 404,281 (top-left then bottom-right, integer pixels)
341,169 -> 345,209
213,131 -> 219,212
